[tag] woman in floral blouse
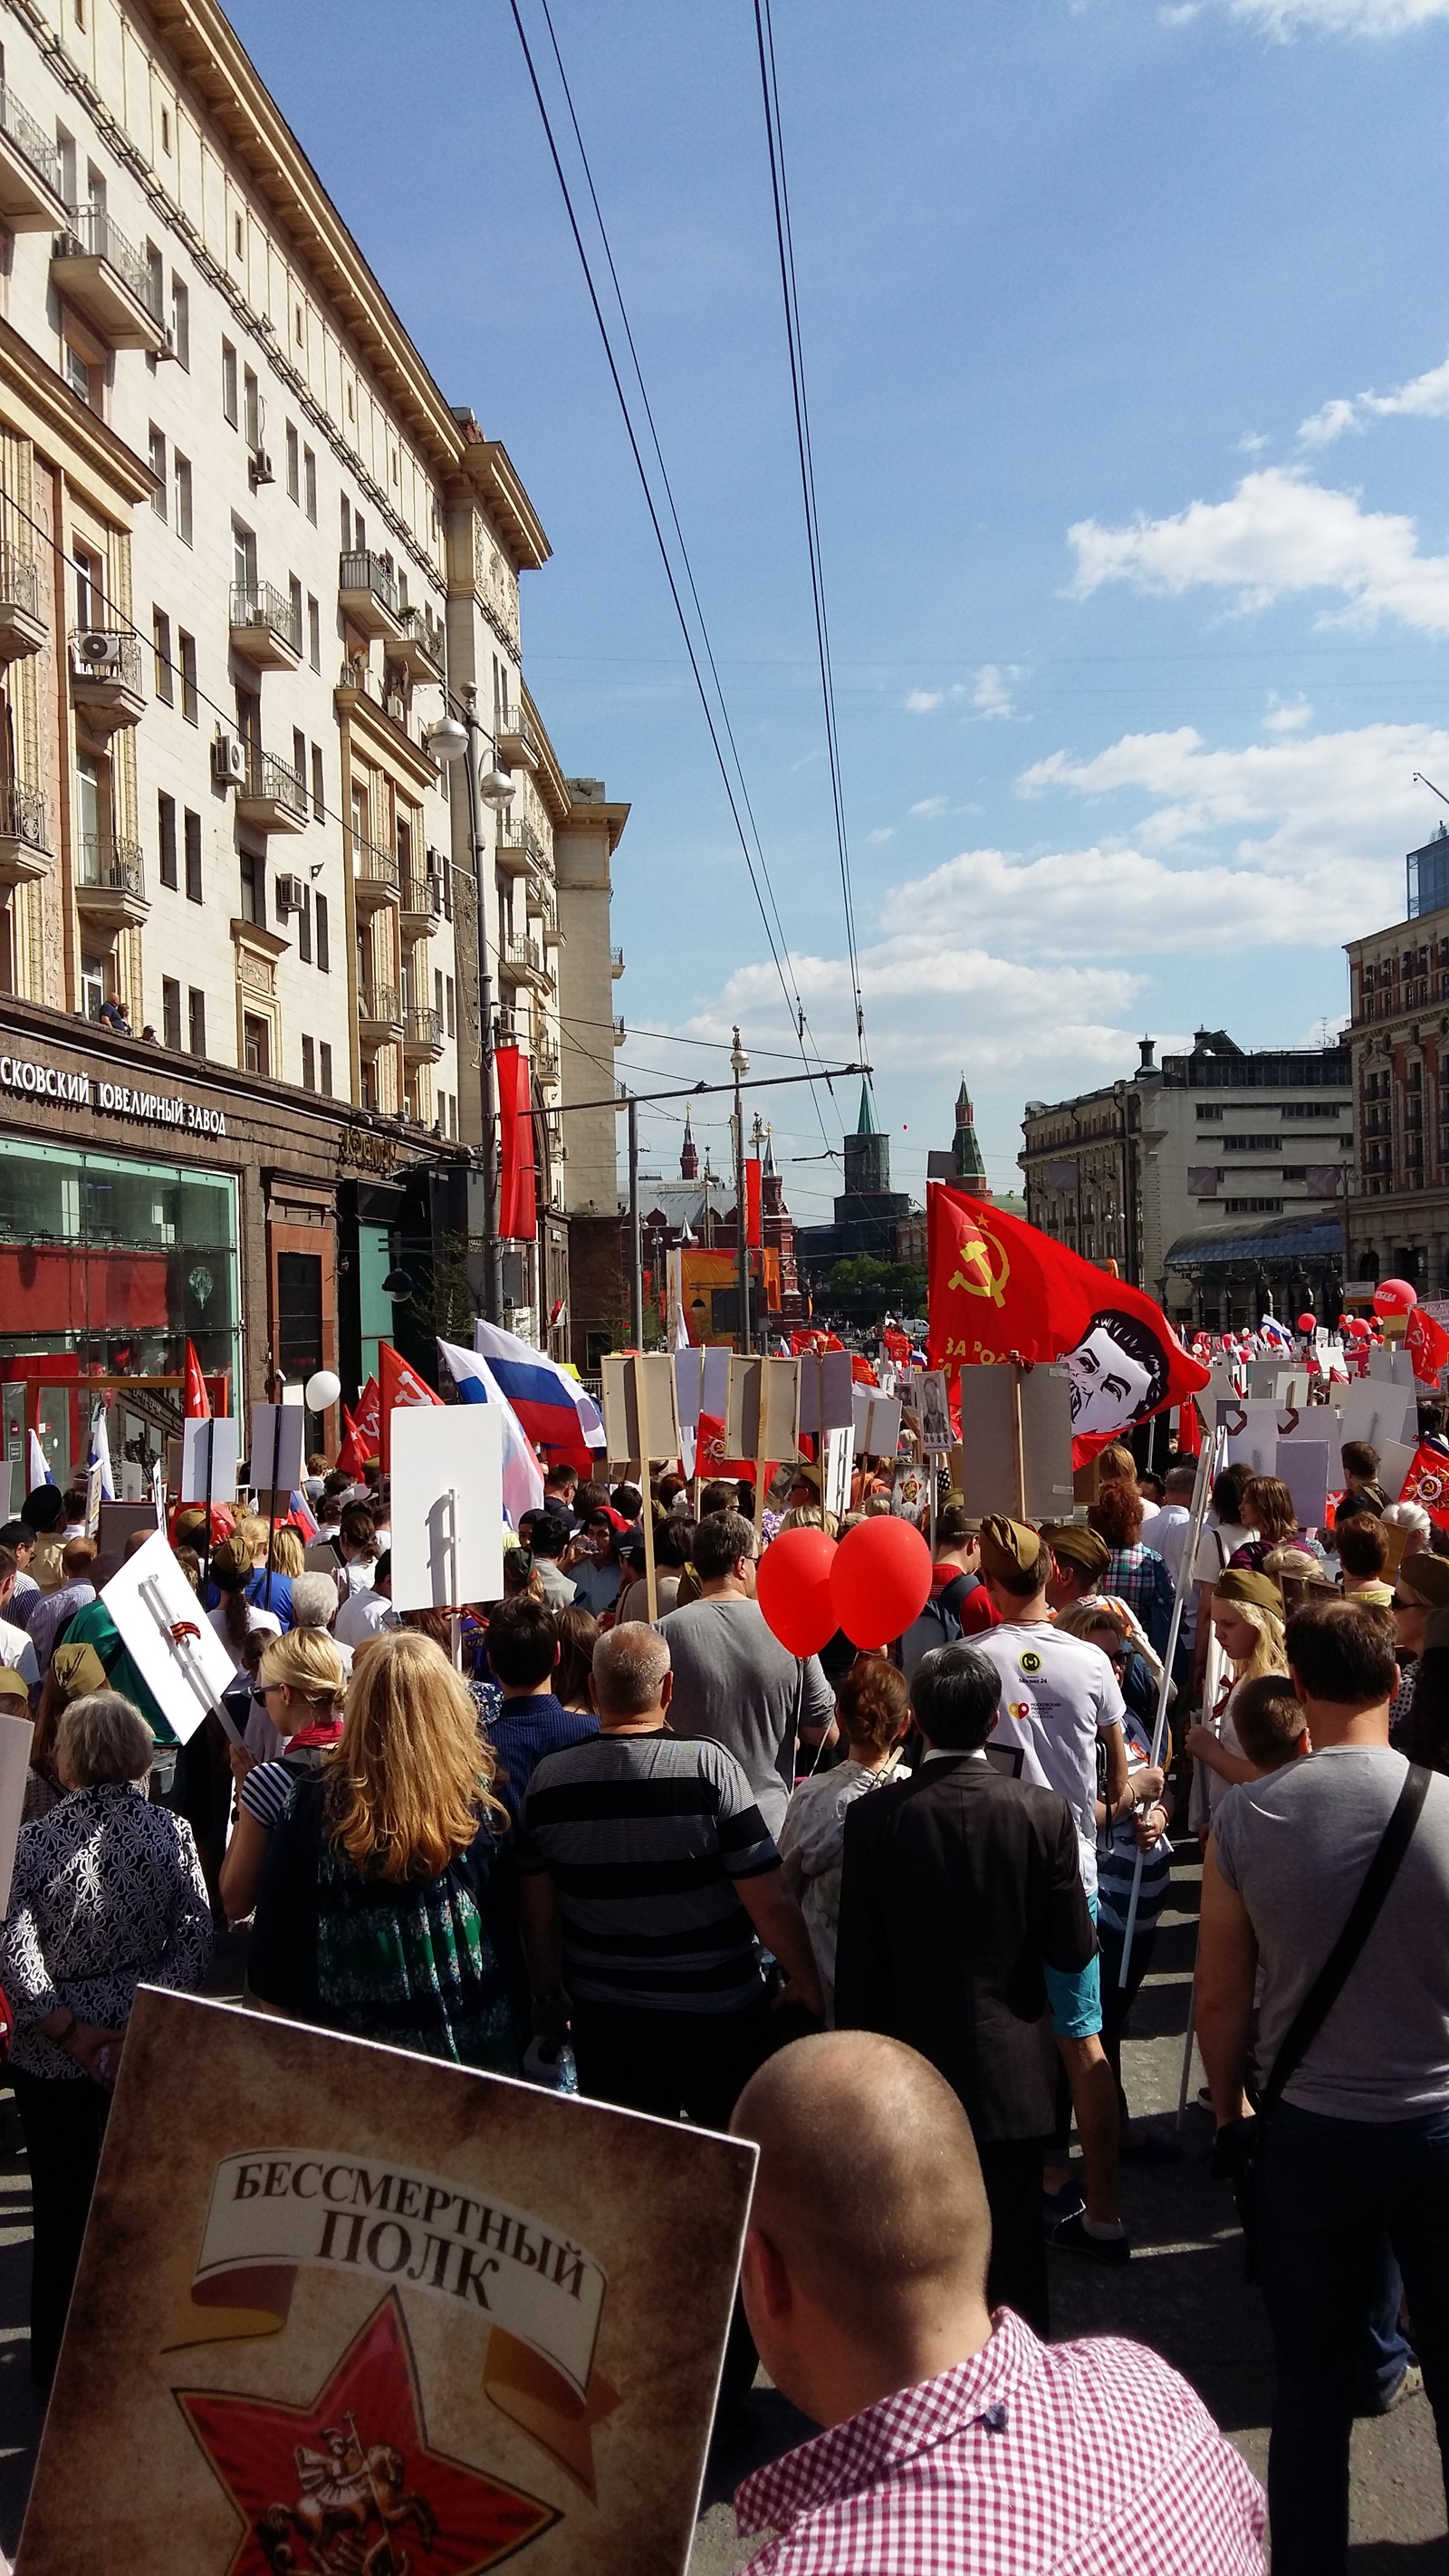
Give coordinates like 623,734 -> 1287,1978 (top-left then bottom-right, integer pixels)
0,1691 -> 212,2387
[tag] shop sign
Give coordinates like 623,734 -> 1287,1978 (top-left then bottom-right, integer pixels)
0,1049 -> 226,1137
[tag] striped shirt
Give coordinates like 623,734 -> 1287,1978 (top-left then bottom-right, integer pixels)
517,1729 -> 779,2014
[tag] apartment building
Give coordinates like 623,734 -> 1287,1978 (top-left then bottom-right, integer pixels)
1343,826 -> 1449,1296
1020,1031 -> 1353,1326
0,0 -> 624,1469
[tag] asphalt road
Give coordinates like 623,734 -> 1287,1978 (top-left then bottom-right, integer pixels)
0,1871 -> 1443,2570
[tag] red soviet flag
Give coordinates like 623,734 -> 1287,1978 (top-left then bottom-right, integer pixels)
335,1402 -> 367,1480
928,1184 -> 1210,1466
1401,1441 -> 1449,1528
351,1374 -> 381,1465
495,1046 -> 538,1243
744,1158 -> 763,1250
379,1341 -> 440,1471
1406,1305 -> 1449,1386
183,1339 -> 210,1420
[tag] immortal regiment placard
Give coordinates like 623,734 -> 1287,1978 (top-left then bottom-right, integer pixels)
18,1991 -> 756,2576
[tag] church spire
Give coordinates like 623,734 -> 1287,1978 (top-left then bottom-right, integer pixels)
680,1109 -> 698,1182
856,1079 -> 879,1137
952,1070 -> 988,1192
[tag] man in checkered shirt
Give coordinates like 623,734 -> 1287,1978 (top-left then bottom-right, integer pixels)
730,2031 -> 1265,2576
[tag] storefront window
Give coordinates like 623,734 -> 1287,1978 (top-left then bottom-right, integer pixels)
0,1139 -> 240,1391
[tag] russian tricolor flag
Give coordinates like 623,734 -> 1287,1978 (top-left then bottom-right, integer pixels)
472,1319 -> 605,1473
437,1339 -> 546,1529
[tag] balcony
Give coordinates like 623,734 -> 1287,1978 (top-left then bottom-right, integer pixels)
229,582 -> 302,672
0,783 -> 49,889
358,983 -> 404,1043
535,1035 -> 561,1086
495,704 -> 536,767
352,839 -> 400,913
403,1004 -> 444,1062
52,206 -> 165,351
398,869 -> 442,936
0,86 -> 64,231
69,630 -> 145,733
74,832 -> 147,928
235,749 -> 307,836
389,604 -> 445,682
338,551 -> 401,641
502,935 -> 552,995
610,944 -> 625,980
495,818 -> 542,877
0,551 -> 46,664
613,1014 -> 626,1047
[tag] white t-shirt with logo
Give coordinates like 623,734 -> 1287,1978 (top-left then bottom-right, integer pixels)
976,1622 -> 1126,1900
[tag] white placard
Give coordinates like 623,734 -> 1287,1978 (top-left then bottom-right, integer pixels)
1367,1346 -> 1415,1387
1276,1439 -> 1329,1531
120,1460 -> 142,1503
248,1404 -> 305,1496
1380,1437 -> 1418,1503
916,1370 -> 955,1454
823,1424 -> 854,1523
101,1532 -> 241,1746
673,1347 -> 704,1432
852,1389 -> 902,1457
700,1344 -> 731,1417
0,1707 -> 33,1917
180,1417 -> 239,1507
389,1403 -> 504,1612
84,1459 -> 102,1538
1215,1398 -> 1282,1476
1337,1382 -> 1418,1455
796,1349 -> 855,1437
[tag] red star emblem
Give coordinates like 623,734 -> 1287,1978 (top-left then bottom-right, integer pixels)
178,2291 -> 560,2576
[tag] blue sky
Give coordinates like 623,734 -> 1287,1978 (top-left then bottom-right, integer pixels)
235,0 -> 1449,1219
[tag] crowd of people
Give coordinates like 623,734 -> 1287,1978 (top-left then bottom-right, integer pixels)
2,1415 -> 1449,2571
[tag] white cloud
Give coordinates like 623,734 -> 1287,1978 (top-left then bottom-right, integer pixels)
1222,0 -> 1449,29
866,825 -> 895,843
1263,692 -> 1314,732
910,794 -> 947,818
1068,465 -> 1449,632
1299,350 -> 1449,447
905,685 -> 964,714
973,664 -> 1022,719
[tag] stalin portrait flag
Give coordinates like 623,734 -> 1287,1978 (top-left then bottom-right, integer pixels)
927,1184 -> 1210,1463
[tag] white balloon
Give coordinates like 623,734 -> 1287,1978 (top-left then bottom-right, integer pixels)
304,1370 -> 342,1412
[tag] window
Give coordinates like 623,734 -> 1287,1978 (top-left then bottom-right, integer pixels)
294,301 -> 304,346
340,495 -> 350,549
152,608 -> 172,704
297,884 -> 312,964
162,977 -> 181,1048
173,453 -> 192,545
446,975 -> 455,1038
243,367 -> 259,454
159,104 -> 171,156
64,343 -> 92,406
74,0 -> 84,29
350,781 -> 368,860
311,744 -> 324,821
319,1040 -> 332,1095
285,422 -> 299,502
158,792 -> 177,889
56,128 -> 76,205
81,954 -> 106,1021
354,511 -> 365,553
289,575 -> 302,650
231,519 -> 254,590
315,891 -> 330,974
390,447 -> 398,486
345,379 -> 354,422
145,243 -> 163,322
301,1033 -> 315,1091
1221,1134 -> 1282,1152
239,852 -> 264,928
303,447 -> 316,522
292,726 -> 306,793
234,211 -> 245,262
243,1013 -> 268,1075
188,986 -> 206,1054
178,630 -> 197,725
307,594 -> 320,672
148,425 -> 167,515
184,807 -> 201,903
222,341 -> 237,426
72,545 -> 101,630
169,274 -> 188,368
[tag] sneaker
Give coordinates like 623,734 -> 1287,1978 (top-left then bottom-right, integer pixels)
1368,2363 -> 1424,2416
1041,2179 -> 1086,2233
1051,2211 -> 1131,2266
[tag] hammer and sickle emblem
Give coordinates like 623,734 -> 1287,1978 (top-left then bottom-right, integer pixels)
947,1227 -> 1010,1312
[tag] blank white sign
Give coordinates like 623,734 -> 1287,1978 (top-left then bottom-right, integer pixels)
389,1404 -> 504,1611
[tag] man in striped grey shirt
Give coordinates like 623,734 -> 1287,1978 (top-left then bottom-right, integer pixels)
518,1626 -> 824,2129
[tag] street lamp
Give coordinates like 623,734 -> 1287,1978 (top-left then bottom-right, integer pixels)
424,683 -> 520,1325
731,1025 -> 751,1355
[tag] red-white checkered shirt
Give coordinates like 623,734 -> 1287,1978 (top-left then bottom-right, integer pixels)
734,2310 -> 1266,2575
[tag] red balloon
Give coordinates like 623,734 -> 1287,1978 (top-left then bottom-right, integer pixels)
1297,1312 -> 1316,1334
755,1526 -> 839,1658
1374,1277 -> 1418,1320
1348,1317 -> 1373,1341
830,1516 -> 933,1650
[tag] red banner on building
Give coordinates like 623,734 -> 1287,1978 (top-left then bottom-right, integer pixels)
495,1047 -> 537,1243
744,1158 -> 763,1250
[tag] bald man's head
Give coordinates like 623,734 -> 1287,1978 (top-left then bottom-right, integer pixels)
733,2033 -> 991,2356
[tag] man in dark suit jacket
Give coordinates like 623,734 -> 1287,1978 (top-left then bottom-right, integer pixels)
835,1640 -> 1095,2332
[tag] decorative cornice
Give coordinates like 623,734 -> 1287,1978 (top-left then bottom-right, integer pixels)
334,684 -> 440,794
0,310 -> 157,508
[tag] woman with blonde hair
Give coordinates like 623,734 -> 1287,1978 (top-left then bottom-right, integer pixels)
246,1630 -> 516,2068
219,1631 -> 347,1924
1185,1567 -> 1288,1825
266,1525 -> 305,1580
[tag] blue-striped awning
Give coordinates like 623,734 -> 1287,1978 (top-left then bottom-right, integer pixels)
1166,1216 -> 1344,1270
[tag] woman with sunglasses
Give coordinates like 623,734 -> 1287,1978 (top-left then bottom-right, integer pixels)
219,1630 -> 346,1924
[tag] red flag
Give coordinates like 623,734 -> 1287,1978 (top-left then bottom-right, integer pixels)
495,1046 -> 537,1243
927,1184 -> 1210,1468
183,1339 -> 210,1420
1176,1398 -> 1204,1456
1401,1441 -> 1449,1528
696,1412 -> 772,1486
850,1355 -> 878,1387
352,1375 -> 381,1462
1406,1305 -> 1449,1386
744,1158 -> 763,1250
335,1402 -> 367,1480
379,1341 -> 441,1471
882,1328 -> 911,1374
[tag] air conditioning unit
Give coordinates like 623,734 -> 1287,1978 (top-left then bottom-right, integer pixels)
387,693 -> 407,726
71,632 -> 123,678
248,448 -> 275,488
211,732 -> 246,786
274,871 -> 305,915
156,325 -> 178,363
